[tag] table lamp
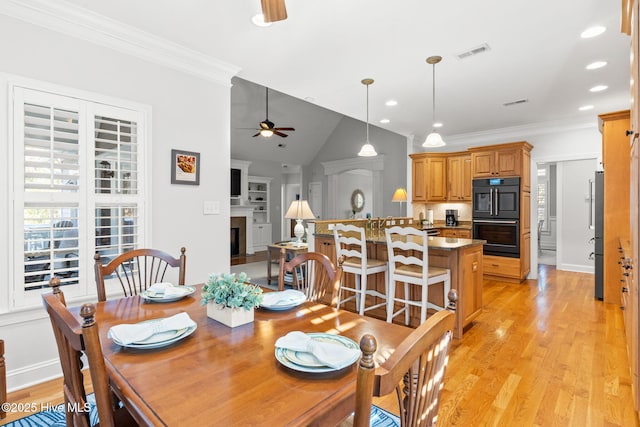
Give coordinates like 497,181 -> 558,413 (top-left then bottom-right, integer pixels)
392,187 -> 407,216
285,200 -> 315,246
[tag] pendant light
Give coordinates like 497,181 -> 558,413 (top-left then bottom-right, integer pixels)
423,56 -> 446,148
358,78 -> 378,157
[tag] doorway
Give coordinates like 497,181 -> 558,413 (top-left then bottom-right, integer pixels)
536,158 -> 597,273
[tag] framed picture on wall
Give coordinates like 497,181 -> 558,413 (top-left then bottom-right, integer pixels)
171,149 -> 200,185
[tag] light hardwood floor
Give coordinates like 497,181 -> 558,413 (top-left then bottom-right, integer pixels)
4,264 -> 639,426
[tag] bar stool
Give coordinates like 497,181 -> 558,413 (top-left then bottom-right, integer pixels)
333,224 -> 388,315
385,225 -> 451,325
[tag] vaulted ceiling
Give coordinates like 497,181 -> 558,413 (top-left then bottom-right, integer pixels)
63,0 -> 630,162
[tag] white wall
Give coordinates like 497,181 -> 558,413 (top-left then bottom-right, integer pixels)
336,170 -> 373,218
0,15 -> 234,390
557,159 -> 598,272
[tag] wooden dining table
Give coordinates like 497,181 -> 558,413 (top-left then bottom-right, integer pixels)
76,284 -> 412,426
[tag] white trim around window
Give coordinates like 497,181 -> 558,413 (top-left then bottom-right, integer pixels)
3,74 -> 152,311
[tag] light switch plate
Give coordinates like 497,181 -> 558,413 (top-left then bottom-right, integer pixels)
203,201 -> 220,215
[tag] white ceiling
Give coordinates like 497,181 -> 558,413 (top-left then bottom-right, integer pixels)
62,0 -> 630,163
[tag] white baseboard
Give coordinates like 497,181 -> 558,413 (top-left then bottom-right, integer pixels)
6,358 -> 62,393
557,263 -> 595,274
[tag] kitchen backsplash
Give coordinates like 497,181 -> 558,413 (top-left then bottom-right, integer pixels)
413,203 -> 472,222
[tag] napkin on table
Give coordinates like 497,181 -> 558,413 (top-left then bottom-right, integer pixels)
275,331 -> 361,369
262,289 -> 306,306
148,282 -> 188,297
107,312 -> 196,345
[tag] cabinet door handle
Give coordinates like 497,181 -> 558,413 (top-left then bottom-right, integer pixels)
626,129 -> 634,136
622,286 -> 629,293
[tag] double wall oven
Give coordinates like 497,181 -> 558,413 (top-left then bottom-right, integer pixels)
472,177 -> 520,257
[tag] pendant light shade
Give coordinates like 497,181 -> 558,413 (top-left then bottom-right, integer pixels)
423,56 -> 446,148
358,78 -> 378,157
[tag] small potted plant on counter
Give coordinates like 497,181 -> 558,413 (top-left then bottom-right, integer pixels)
201,272 -> 263,327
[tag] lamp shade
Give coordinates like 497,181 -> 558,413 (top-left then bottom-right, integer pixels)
422,132 -> 446,148
358,142 -> 378,157
285,200 -> 315,220
391,188 -> 408,202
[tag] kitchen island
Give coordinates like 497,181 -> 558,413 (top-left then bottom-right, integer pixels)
308,219 -> 484,339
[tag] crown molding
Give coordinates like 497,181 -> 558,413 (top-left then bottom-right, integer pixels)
413,117 -> 598,150
0,0 -> 240,86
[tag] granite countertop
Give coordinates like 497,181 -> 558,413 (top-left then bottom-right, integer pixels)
315,231 -> 485,250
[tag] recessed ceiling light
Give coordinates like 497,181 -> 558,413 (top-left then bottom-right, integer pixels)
581,26 -> 606,38
579,105 -> 594,111
304,96 -> 315,102
586,61 -> 607,70
589,85 -> 608,92
379,119 -> 390,124
433,122 -> 443,128
251,14 -> 272,27
385,100 -> 398,106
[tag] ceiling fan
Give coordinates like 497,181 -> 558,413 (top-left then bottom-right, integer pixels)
261,0 -> 288,23
252,87 -> 295,138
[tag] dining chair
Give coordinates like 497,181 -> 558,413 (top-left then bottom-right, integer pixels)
352,309 -> 456,427
94,247 -> 186,301
333,224 -> 388,315
277,249 -> 344,306
385,226 -> 451,325
42,277 -> 137,427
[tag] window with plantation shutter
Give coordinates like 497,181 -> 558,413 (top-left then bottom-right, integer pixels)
12,84 -> 148,308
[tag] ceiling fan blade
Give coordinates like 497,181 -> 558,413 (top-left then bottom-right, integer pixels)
273,130 -> 289,138
261,0 -> 287,23
252,132 -> 261,137
274,127 -> 295,131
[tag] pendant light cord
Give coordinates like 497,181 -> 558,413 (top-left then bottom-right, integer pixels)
432,62 -> 436,130
366,83 -> 370,142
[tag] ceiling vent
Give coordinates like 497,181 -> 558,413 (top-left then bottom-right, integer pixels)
456,43 -> 491,60
503,99 -> 529,107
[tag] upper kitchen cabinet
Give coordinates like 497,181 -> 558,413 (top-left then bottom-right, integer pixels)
469,142 -> 532,180
448,153 -> 472,201
411,155 -> 427,202
426,155 -> 447,201
410,153 -> 447,202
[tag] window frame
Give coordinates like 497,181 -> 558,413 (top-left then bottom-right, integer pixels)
7,76 -> 151,310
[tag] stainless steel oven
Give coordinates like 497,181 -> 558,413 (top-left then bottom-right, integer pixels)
472,219 -> 519,257
472,177 -> 520,219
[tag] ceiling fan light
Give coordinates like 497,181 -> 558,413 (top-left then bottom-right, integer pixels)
423,132 -> 446,148
358,142 -> 378,157
260,129 -> 274,137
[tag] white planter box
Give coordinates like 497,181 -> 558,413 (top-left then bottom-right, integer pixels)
206,303 -> 254,327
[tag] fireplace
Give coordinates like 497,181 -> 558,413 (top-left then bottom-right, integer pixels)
230,216 -> 246,256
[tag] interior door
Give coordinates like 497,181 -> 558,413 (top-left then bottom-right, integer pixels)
309,182 -> 322,220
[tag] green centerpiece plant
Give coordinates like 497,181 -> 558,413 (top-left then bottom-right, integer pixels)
201,272 -> 263,327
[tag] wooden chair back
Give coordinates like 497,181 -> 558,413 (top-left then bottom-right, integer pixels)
42,278 -> 135,427
0,340 -> 5,420
277,249 -> 344,307
94,247 -> 186,301
353,310 -> 456,427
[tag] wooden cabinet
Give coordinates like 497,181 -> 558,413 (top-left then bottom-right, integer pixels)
437,228 -> 471,239
412,156 -> 427,202
411,152 -> 469,203
629,135 -> 640,411
599,111 -> 631,304
460,244 -> 483,327
483,255 -> 520,279
522,191 -> 531,235
447,154 -> 472,201
469,143 -> 524,178
426,156 -> 447,201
